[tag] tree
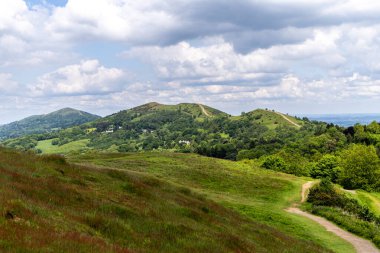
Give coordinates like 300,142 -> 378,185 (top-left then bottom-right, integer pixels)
261,155 -> 287,172
338,144 -> 380,190
310,154 -> 341,182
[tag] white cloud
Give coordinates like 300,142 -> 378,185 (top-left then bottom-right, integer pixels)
0,0 -> 33,35
46,0 -> 180,43
2,0 -> 380,119
0,73 -> 19,94
31,59 -> 125,96
126,39 -> 284,83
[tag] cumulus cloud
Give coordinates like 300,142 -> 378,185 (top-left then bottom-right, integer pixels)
31,60 -> 125,96
0,73 -> 19,94
46,0 -> 181,44
126,39 -> 285,85
125,28 -> 344,85
2,0 -> 380,119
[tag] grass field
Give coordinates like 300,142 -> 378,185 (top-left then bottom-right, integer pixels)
0,148 -> 340,252
347,190 -> 380,216
232,109 -> 303,129
72,152 -> 354,253
37,139 -> 90,154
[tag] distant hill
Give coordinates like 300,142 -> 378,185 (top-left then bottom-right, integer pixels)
241,109 -> 303,129
107,102 -> 227,121
0,108 -> 101,140
2,102 -> 314,160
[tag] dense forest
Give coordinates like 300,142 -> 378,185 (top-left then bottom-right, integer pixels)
3,102 -> 380,191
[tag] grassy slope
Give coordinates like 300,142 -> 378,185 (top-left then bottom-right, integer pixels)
347,190 -> 380,216
72,152 -> 354,253
0,148 -> 332,252
137,102 -> 226,117
233,109 -> 303,129
37,139 -> 91,154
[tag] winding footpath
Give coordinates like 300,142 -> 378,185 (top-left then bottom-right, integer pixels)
286,182 -> 379,253
198,104 -> 211,117
274,111 -> 301,128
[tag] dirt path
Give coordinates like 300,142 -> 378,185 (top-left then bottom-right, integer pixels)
301,181 -> 315,203
198,104 -> 211,117
286,182 -> 379,253
343,189 -> 357,195
274,112 -> 301,128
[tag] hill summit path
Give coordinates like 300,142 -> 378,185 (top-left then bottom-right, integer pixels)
274,111 -> 301,128
286,182 -> 380,253
198,104 -> 211,117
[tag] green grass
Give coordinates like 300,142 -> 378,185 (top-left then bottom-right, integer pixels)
37,139 -> 90,154
347,190 -> 380,216
232,109 -> 303,129
0,148 -> 335,252
72,152 -> 354,253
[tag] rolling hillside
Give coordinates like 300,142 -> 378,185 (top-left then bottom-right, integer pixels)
116,102 -> 227,119
71,151 -> 354,253
0,108 -> 101,140
0,148 -> 339,252
1,102 -> 310,158
232,109 -> 303,129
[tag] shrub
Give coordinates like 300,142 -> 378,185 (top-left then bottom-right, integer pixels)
310,154 -> 341,182
261,155 -> 287,172
338,144 -> 380,191
307,179 -> 343,207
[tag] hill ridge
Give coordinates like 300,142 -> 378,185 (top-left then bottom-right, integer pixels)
0,108 -> 101,140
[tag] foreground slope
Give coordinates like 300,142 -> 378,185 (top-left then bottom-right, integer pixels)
72,152 -> 355,253
0,148 -> 330,252
0,108 -> 100,140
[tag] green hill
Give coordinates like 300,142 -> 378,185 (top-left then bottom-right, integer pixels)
1,102 -> 313,159
0,147 -> 343,252
122,102 -> 227,118
0,108 -> 101,140
248,109 -> 303,129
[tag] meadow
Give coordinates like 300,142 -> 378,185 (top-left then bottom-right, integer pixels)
0,148 -> 340,252
71,151 -> 354,253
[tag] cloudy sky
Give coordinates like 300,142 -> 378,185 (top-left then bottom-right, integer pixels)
1,0 -> 380,123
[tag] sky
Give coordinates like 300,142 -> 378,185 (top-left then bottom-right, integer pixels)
1,0 -> 380,123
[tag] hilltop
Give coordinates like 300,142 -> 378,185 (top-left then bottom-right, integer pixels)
233,108 -> 303,129
121,102 -> 227,118
0,108 -> 101,140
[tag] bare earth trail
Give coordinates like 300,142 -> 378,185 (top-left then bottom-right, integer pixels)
198,104 -> 211,117
274,111 -> 301,128
287,182 -> 379,253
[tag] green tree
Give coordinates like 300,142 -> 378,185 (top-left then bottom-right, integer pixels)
310,154 -> 341,182
338,144 -> 380,190
261,155 -> 288,172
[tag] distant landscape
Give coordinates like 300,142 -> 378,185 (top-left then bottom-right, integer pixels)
303,114 -> 380,127
3,0 -> 380,252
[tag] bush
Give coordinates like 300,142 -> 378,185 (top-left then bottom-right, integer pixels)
310,154 -> 341,182
261,155 -> 288,172
307,179 -> 343,206
308,180 -> 380,247
338,144 -> 380,191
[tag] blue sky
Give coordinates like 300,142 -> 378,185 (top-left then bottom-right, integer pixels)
1,0 -> 380,123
